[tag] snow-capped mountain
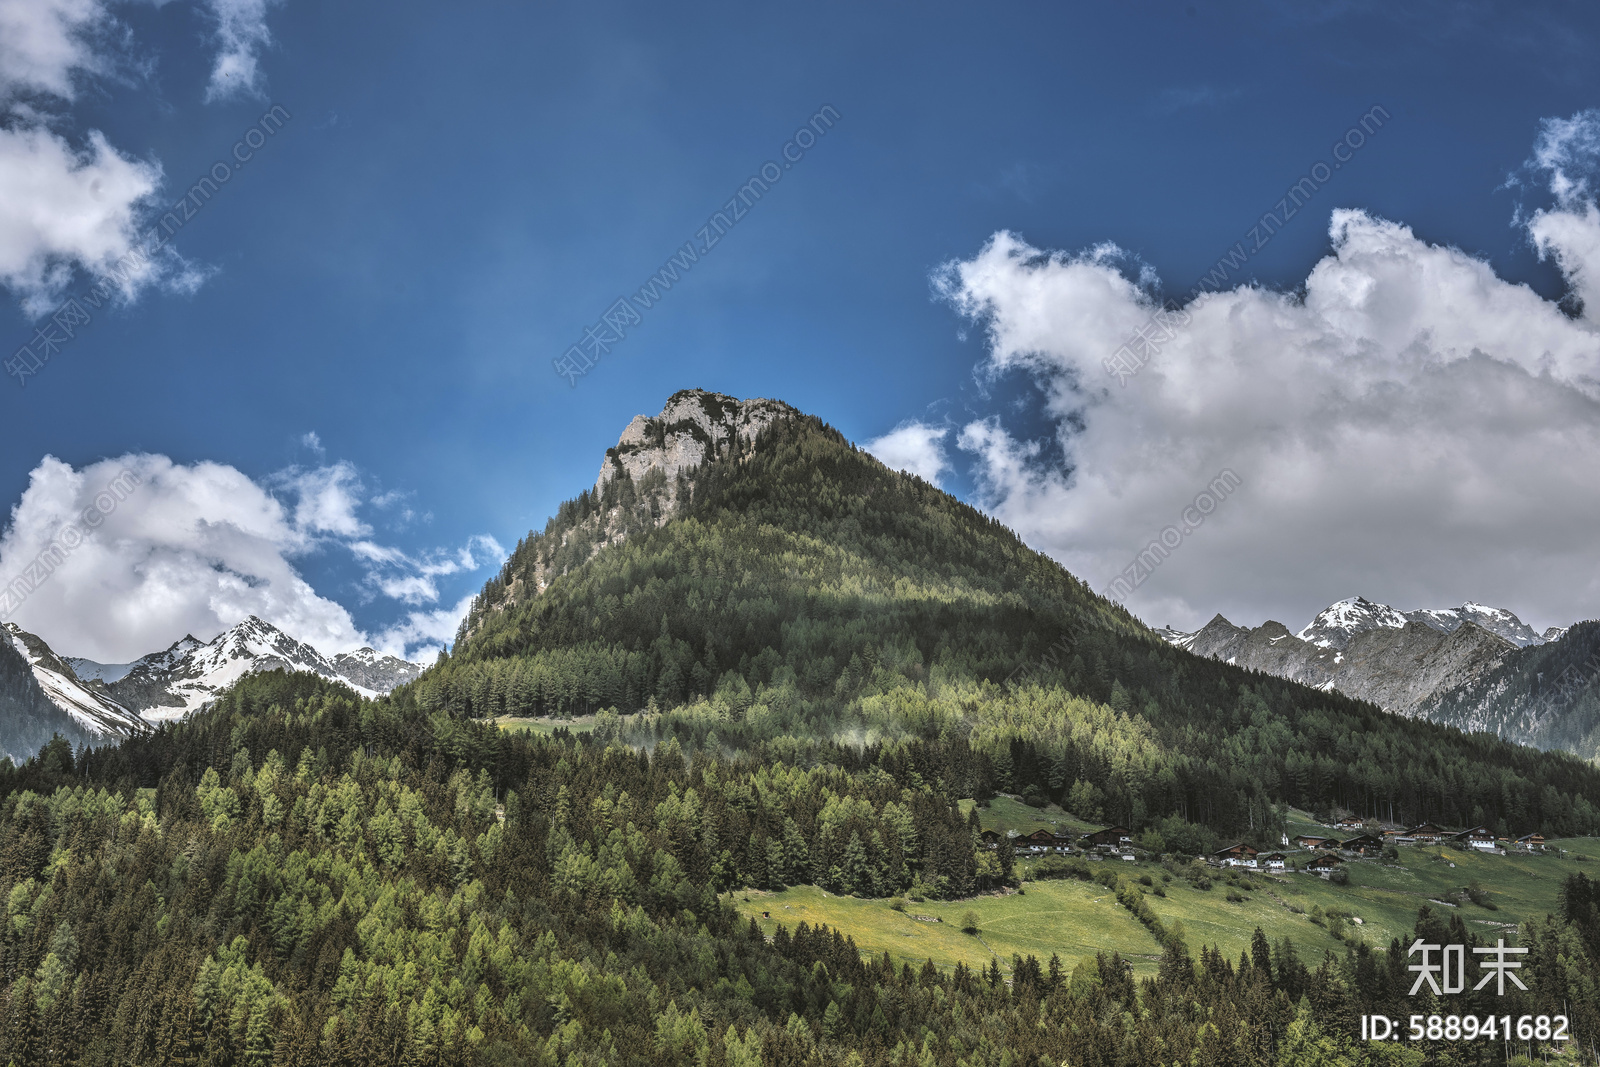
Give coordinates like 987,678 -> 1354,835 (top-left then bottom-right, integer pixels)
3,624 -> 148,739
331,647 -> 424,692
1160,596 -> 1557,715
1294,596 -> 1548,651
0,636 -> 100,763
103,616 -> 422,720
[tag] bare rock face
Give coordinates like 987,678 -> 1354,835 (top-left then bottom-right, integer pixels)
594,390 -> 794,509
331,648 -> 423,692
458,390 -> 801,645
1416,620 -> 1600,758
1160,597 -> 1524,714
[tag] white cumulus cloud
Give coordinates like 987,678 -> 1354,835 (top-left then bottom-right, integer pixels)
0,125 -> 166,315
936,114 -> 1600,635
0,452 -> 500,663
0,0 -> 286,314
864,422 -> 951,486
0,0 -> 111,101
370,593 -> 477,665
0,453 -> 363,661
201,0 -> 278,102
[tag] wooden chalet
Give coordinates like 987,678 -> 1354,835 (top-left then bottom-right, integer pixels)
1305,853 -> 1342,872
1021,829 -> 1056,854
1339,833 -> 1384,854
1452,826 -> 1497,851
1515,832 -> 1546,851
1081,825 -> 1134,851
1213,842 -> 1260,868
1334,817 -> 1367,832
1293,834 -> 1337,850
1404,822 -> 1450,845
1019,828 -> 1073,854
1260,852 -> 1287,871
980,830 -> 1001,850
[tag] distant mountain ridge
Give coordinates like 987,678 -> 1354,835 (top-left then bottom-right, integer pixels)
1294,597 -> 1547,650
1157,596 -> 1559,714
101,616 -> 422,719
1416,619 -> 1600,759
4,624 -> 148,740
0,618 -> 422,757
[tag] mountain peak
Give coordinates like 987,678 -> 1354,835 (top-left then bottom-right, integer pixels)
1296,596 -> 1409,649
3,623 -> 147,740
595,390 -> 796,502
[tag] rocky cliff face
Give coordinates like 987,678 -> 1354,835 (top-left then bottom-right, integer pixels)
1161,597 -> 1528,714
594,390 -> 793,508
460,390 -> 799,642
1416,620 -> 1600,758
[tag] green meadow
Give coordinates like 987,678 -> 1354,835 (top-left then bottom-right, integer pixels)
494,714 -> 597,736
735,809 -> 1600,980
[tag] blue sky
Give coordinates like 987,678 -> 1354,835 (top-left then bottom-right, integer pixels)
4,0 -> 1600,660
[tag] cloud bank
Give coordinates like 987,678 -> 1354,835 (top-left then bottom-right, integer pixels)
865,422 -> 950,486
0,452 -> 499,663
937,112 -> 1600,634
0,0 -> 283,315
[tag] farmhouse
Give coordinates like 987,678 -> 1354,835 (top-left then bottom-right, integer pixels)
1293,835 -> 1337,849
980,830 -> 1000,850
1081,825 -> 1134,851
1021,829 -> 1057,854
1260,852 -> 1287,871
1515,832 -> 1546,852
1404,822 -> 1450,845
1213,842 -> 1260,868
1339,833 -> 1384,854
1452,826 -> 1497,851
1017,829 -> 1074,855
1305,853 -> 1342,873
1334,817 -> 1367,832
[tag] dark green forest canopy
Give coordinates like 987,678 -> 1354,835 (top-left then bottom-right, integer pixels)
0,671 -> 1597,1067
424,412 -> 1600,842
0,671 -> 1597,1066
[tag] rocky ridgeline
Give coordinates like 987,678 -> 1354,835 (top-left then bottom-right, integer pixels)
1159,596 -> 1559,715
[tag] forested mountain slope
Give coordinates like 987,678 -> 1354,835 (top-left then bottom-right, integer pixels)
422,391 -> 1600,842
1417,619 -> 1600,759
0,633 -> 97,764
5,670 -> 1599,1065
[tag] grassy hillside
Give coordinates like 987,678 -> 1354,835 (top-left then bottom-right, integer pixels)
738,835 -> 1600,980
